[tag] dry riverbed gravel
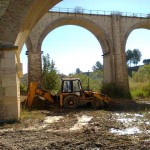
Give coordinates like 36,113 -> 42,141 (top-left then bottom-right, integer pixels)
0,99 -> 150,150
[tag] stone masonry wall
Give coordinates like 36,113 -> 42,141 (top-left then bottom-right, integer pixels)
0,0 -> 10,18
0,49 -> 20,122
28,52 -> 42,84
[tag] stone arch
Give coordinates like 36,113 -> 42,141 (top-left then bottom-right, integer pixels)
26,38 -> 33,53
38,16 -> 111,55
15,0 -> 61,62
124,21 -> 150,50
0,0 -> 61,123
36,16 -> 113,83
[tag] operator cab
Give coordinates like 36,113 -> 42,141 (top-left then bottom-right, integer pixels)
61,78 -> 82,96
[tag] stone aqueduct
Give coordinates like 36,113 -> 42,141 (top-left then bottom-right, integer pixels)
0,0 -> 150,122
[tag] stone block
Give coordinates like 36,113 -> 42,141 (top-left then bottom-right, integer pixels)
0,78 -> 2,86
4,96 -> 18,105
0,51 -> 4,58
0,68 -> 16,78
0,113 -> 4,123
4,106 -> 19,121
0,97 -> 4,106
5,87 -> 17,97
0,72 -> 16,78
4,50 -> 16,59
0,87 -> 5,96
0,87 -> 2,96
4,68 -> 16,74
0,58 -> 16,69
2,77 -> 17,87
0,69 -> 5,78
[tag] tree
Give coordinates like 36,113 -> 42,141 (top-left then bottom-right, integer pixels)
74,6 -> 84,13
92,61 -> 103,71
143,59 -> 150,65
126,49 -> 133,67
132,49 -> 142,66
132,64 -> 150,82
126,49 -> 142,66
76,68 -> 81,74
42,53 -> 60,92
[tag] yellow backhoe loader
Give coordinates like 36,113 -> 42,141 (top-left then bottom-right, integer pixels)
24,78 -> 112,109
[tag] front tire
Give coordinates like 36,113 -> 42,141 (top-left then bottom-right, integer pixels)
64,95 -> 79,109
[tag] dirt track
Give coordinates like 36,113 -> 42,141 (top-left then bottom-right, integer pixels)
0,100 -> 150,150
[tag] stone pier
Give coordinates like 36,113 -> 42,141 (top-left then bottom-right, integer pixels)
0,46 -> 22,122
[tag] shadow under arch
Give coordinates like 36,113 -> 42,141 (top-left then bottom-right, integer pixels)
37,16 -> 113,83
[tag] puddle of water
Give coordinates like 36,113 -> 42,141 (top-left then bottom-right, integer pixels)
110,127 -> 142,135
43,116 -> 63,124
21,127 -> 37,131
134,114 -> 143,117
111,112 -> 150,135
145,121 -> 150,125
117,118 -> 135,124
115,113 -> 145,125
0,128 -> 14,132
19,116 -> 64,131
70,115 -> 93,131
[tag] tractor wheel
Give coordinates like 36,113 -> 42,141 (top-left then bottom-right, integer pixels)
92,99 -> 104,109
64,95 -> 79,109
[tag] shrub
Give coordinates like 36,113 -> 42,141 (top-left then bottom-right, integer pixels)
20,83 -> 27,93
129,64 -> 150,99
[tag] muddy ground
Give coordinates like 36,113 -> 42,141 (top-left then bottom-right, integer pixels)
0,99 -> 150,150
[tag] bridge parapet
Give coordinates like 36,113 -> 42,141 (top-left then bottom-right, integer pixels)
49,7 -> 150,18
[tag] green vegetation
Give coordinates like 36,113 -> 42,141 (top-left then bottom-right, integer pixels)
41,53 -> 60,94
126,49 -> 142,66
20,83 -> 27,92
20,108 -> 45,121
71,61 -> 103,91
20,74 -> 28,94
92,61 -> 103,71
129,64 -> 150,99
71,70 -> 103,91
143,58 -> 150,65
126,49 -> 150,99
20,51 -> 150,100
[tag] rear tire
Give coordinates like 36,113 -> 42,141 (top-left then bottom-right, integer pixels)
64,95 -> 79,109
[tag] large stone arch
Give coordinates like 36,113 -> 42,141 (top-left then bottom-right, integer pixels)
124,21 -> 150,49
27,16 -> 113,85
28,13 -> 141,98
0,0 -> 61,123
38,16 -> 111,54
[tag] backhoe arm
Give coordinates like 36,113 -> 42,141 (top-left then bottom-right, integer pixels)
25,82 -> 54,108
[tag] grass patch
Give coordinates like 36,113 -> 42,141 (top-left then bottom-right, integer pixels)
20,108 -> 46,121
129,81 -> 150,99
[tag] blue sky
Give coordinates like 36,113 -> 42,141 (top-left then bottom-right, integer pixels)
21,0 -> 150,75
